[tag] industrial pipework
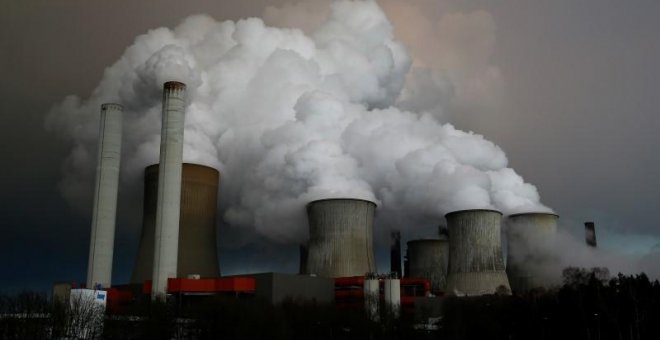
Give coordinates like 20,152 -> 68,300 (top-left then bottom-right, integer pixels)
86,103 -> 123,289
383,276 -> 401,318
445,209 -> 511,296
364,274 -> 379,321
304,198 -> 377,278
152,81 -> 187,300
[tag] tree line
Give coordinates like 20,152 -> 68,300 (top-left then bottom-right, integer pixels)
1,267 -> 659,339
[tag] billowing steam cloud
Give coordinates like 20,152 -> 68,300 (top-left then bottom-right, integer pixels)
507,220 -> 660,283
45,0 -> 550,244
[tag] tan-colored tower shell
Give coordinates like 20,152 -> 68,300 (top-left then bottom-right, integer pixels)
131,163 -> 220,284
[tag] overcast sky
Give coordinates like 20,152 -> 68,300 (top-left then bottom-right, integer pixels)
1,0 -> 659,293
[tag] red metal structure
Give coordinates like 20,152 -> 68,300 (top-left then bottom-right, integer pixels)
334,276 -> 431,311
141,277 -> 256,294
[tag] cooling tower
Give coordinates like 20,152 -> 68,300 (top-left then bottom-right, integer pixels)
506,212 -> 559,293
585,222 -> 597,247
131,163 -> 220,284
152,81 -> 186,299
304,198 -> 377,277
390,231 -> 402,277
86,103 -> 123,289
445,209 -> 511,296
406,238 -> 449,294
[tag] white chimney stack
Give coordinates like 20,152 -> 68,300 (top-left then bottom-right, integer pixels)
86,103 -> 123,289
151,81 -> 186,300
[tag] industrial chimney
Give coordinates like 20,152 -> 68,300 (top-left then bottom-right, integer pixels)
86,103 -> 123,289
132,163 -> 220,284
585,222 -> 597,247
152,81 -> 186,299
506,212 -> 559,293
304,198 -> 377,277
445,209 -> 511,296
298,243 -> 308,274
390,231 -> 402,277
406,238 -> 449,294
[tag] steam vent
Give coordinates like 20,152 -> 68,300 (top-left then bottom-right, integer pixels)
131,163 -> 221,284
445,209 -> 511,296
406,238 -> 449,294
506,212 -> 559,293
304,198 -> 377,277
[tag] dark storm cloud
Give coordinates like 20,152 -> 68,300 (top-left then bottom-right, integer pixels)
1,0 -> 659,292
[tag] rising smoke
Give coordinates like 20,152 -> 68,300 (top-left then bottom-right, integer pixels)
506,219 -> 659,284
45,0 -> 550,245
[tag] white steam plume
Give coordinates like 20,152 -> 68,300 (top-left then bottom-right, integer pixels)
45,0 -> 550,244
507,220 -> 660,283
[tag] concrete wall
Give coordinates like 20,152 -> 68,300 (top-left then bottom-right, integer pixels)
304,198 -> 377,278
406,239 -> 449,294
238,273 -> 334,304
506,212 -> 559,293
445,209 -> 510,296
132,163 -> 220,284
86,103 -> 123,289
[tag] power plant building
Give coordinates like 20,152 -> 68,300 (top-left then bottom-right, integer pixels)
303,198 -> 377,278
406,238 -> 449,294
506,212 -> 559,293
445,209 -> 511,296
227,273 -> 334,304
132,163 -> 220,284
86,103 -> 123,289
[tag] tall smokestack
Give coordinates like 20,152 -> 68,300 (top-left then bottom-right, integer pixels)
131,163 -> 220,284
304,198 -> 377,277
506,212 -> 559,293
86,103 -> 123,289
585,222 -> 597,247
152,81 -> 186,299
298,243 -> 308,274
445,209 -> 510,296
390,231 -> 402,277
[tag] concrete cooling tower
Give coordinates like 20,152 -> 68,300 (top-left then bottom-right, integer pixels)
506,212 -> 559,293
304,198 -> 377,278
131,163 -> 220,284
445,209 -> 511,296
406,238 -> 449,294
